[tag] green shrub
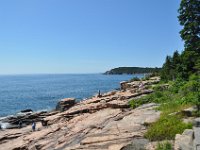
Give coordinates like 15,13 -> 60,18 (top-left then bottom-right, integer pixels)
179,80 -> 200,96
169,79 -> 186,93
157,100 -> 191,115
130,77 -> 141,82
129,97 -> 151,109
153,84 -> 168,92
156,141 -> 172,150
178,79 -> 200,111
189,74 -> 200,81
192,110 -> 200,117
128,77 -> 195,142
144,115 -> 192,141
191,93 -> 200,111
129,76 -> 198,142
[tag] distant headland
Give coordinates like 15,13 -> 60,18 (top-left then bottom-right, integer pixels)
104,67 -> 161,75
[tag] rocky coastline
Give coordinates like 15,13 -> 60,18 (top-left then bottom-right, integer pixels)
0,77 -> 161,150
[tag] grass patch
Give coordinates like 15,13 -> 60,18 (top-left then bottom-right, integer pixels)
144,114 -> 192,141
144,93 -> 193,141
155,141 -> 172,150
157,101 -> 191,115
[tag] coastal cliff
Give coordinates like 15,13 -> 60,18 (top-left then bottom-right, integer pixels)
0,77 -> 161,150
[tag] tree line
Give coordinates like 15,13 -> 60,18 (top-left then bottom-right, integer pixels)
161,0 -> 200,81
104,67 -> 161,75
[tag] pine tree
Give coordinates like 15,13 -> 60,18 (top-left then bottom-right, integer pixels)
172,51 -> 180,79
178,0 -> 200,53
181,50 -> 198,78
161,56 -> 173,81
194,59 -> 200,75
161,0 -> 200,81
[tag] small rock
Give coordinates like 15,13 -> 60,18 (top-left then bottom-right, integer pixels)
194,117 -> 200,127
183,117 -> 194,124
181,107 -> 196,117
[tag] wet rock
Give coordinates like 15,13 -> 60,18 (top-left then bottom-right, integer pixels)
20,109 -> 33,113
0,111 -> 57,129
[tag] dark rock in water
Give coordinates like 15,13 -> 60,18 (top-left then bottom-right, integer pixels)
121,138 -> 149,150
0,110 -> 58,129
21,109 -> 33,113
56,98 -> 76,112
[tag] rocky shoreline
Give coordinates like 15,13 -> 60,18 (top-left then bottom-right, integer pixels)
0,77 -> 161,150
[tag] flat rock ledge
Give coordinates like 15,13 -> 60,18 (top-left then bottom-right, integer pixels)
0,77 -> 161,150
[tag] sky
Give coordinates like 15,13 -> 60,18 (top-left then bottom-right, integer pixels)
0,0 -> 184,74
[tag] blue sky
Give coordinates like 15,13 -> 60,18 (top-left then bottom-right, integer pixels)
0,0 -> 184,74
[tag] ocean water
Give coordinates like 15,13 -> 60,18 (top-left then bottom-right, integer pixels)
0,74 -> 143,117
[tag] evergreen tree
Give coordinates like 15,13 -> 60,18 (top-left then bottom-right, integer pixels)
178,0 -> 200,53
171,51 -> 181,79
172,51 -> 180,65
194,58 -> 200,75
161,0 -> 200,81
161,56 -> 173,81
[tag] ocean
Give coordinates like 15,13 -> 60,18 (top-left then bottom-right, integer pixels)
0,74 -> 143,117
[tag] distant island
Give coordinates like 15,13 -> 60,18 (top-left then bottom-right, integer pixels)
104,67 -> 161,75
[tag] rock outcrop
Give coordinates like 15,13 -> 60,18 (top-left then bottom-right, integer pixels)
0,103 -> 160,150
0,77 -> 161,150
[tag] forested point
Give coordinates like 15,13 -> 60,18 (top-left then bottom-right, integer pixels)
104,67 -> 161,75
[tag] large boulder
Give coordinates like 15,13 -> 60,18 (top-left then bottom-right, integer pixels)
56,98 -> 76,112
174,129 -> 194,150
193,127 -> 200,150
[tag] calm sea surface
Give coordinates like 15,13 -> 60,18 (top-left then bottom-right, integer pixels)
0,74 -> 143,117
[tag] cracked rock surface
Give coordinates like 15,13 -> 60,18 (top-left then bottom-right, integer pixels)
0,77 -> 161,150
